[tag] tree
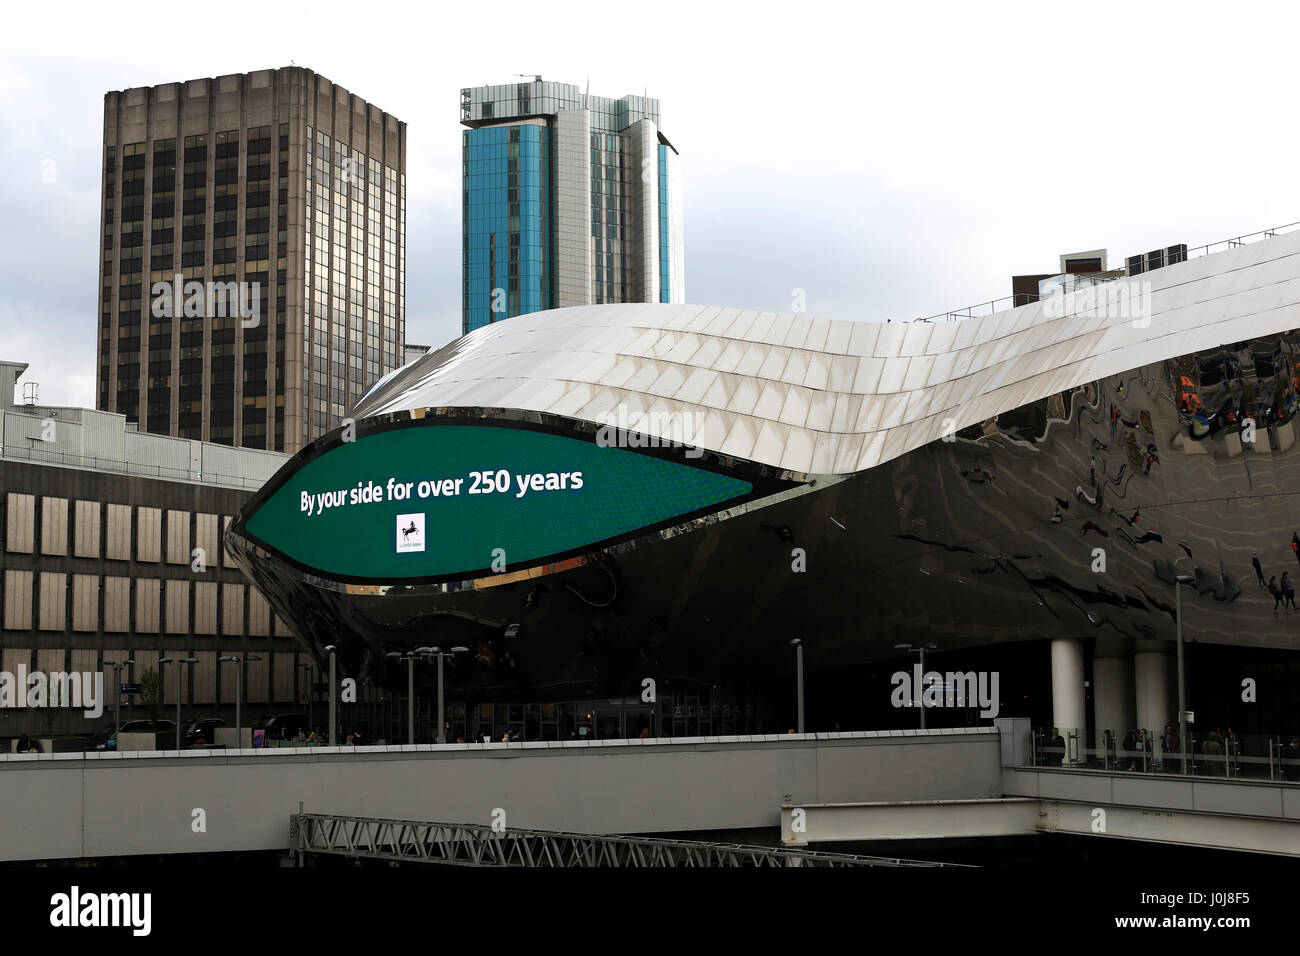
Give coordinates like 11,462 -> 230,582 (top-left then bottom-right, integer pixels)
139,669 -> 162,724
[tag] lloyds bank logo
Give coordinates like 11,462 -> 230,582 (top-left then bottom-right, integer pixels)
396,513 -> 425,553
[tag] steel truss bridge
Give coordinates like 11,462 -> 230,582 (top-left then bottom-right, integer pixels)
289,812 -> 961,868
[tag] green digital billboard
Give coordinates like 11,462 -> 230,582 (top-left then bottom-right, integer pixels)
239,423 -> 755,582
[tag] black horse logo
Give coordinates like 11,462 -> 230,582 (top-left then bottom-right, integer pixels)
401,521 -> 419,542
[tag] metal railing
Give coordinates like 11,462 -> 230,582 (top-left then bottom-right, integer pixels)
908,219 -> 1300,324
289,811 -> 960,867
1030,727 -> 1300,782
0,441 -> 278,490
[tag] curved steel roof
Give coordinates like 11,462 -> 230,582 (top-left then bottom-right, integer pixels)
355,230 -> 1300,475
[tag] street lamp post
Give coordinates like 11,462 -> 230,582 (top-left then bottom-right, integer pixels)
386,651 -> 422,744
104,658 -> 135,748
422,646 -> 467,743
896,643 -> 938,730
218,655 -> 262,747
789,639 -> 804,734
1175,574 -> 1194,775
158,657 -> 199,750
325,645 -> 337,746
297,662 -> 314,736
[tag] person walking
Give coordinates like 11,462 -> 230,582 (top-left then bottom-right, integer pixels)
1253,553 -> 1265,587
1283,572 -> 1297,611
1292,531 -> 1300,567
1268,576 -> 1283,615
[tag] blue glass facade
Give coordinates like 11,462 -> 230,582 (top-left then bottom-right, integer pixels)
658,144 -> 671,304
463,125 -> 549,334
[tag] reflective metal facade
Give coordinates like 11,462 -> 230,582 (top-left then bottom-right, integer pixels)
229,230 -> 1300,705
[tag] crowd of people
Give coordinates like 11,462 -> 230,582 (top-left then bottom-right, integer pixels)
1039,724 -> 1300,779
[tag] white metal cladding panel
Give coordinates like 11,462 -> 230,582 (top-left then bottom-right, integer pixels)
72,574 -> 98,632
137,508 -> 161,563
5,493 -> 34,554
70,649 -> 96,683
199,443 -> 285,486
80,409 -> 127,463
40,497 -> 67,556
3,570 -> 33,630
124,431 -> 189,476
36,650 -> 63,692
105,504 -> 131,561
38,572 -> 66,631
195,581 -> 218,635
222,515 -> 237,568
103,577 -> 130,632
135,579 -> 161,633
74,500 -> 100,558
2,650 -> 29,702
166,510 -> 190,565
165,580 -> 189,634
350,229 -> 1300,475
246,655 -> 269,704
221,583 -> 244,635
273,652 -> 295,703
195,514 -> 219,568
248,588 -> 271,636
191,651 -> 217,705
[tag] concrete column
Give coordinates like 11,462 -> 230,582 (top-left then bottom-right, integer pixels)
1050,638 -> 1086,737
1093,653 -> 1135,737
1134,642 -> 1172,734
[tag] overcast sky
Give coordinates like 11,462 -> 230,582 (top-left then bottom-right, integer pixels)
2,0 -> 1297,408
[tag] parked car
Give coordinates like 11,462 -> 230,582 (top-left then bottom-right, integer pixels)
182,718 -> 224,747
250,713 -> 310,740
85,719 -> 176,751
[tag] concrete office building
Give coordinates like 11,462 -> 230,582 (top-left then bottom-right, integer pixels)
97,66 -> 407,452
0,358 -> 316,738
460,78 -> 684,334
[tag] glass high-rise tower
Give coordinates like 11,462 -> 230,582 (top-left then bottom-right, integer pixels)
97,67 -> 407,451
460,79 -> 684,335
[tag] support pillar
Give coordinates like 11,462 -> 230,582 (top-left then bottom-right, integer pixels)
1134,641 -> 1172,735
1050,638 -> 1086,739
1093,653 -> 1135,738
